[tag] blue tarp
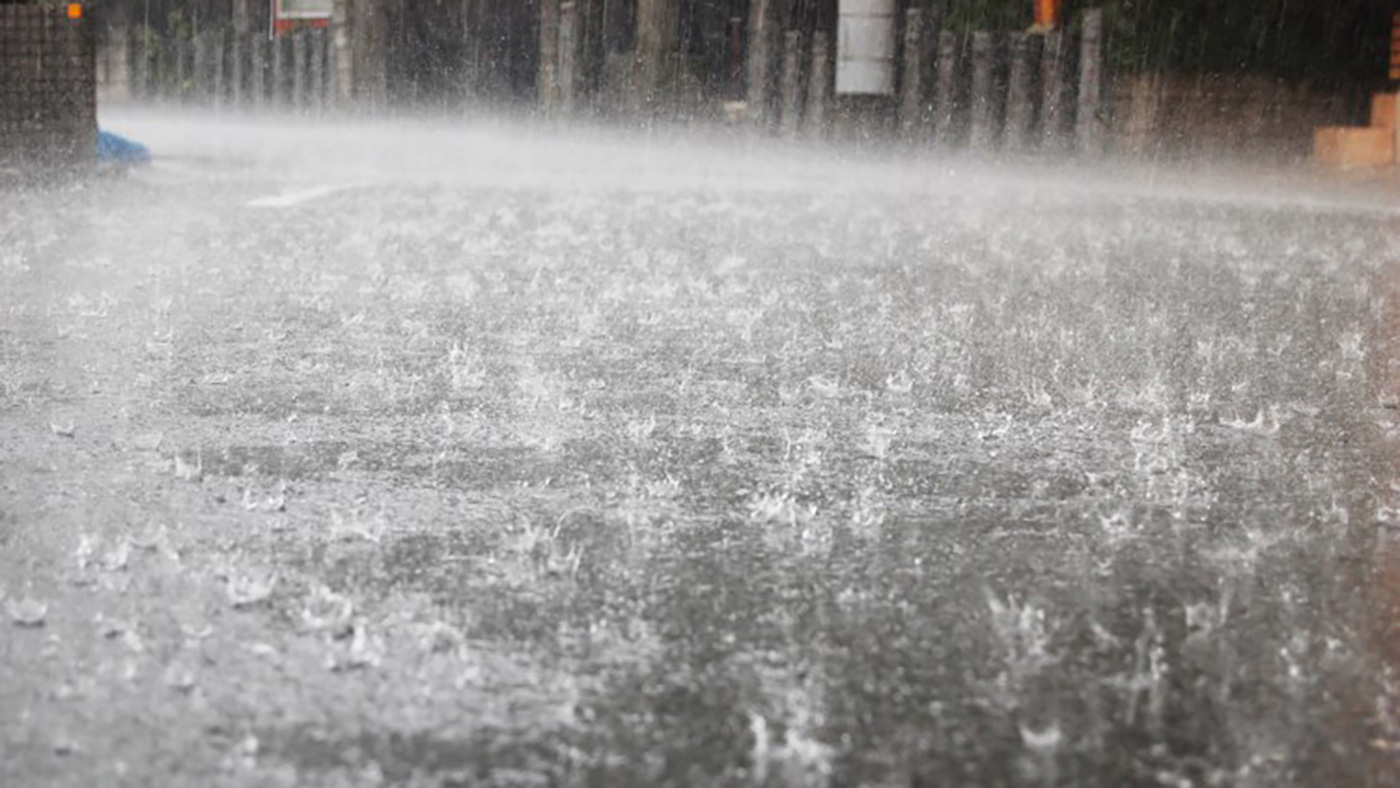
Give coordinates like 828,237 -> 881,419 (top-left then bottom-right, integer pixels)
96,131 -> 150,166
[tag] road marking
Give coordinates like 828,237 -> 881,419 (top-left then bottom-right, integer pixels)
247,183 -> 359,208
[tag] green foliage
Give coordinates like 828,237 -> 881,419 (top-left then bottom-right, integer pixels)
938,0 -> 1033,31
926,0 -> 1391,86
1099,0 -> 1392,86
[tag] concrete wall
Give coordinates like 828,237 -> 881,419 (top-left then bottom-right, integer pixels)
0,2 -> 96,171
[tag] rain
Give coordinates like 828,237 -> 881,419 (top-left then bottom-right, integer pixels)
2,1 -> 1400,786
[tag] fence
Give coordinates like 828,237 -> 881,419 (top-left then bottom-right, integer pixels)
123,26 -> 334,112
1,2 -> 96,171
95,4 -> 1361,159
103,10 -> 1112,154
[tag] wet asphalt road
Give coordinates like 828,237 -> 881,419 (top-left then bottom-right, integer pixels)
2,109 -> 1400,787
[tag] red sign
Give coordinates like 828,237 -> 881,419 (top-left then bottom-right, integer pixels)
272,0 -> 331,34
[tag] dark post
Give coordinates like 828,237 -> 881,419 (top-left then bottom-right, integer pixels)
250,32 -> 267,110
898,8 -> 924,139
229,35 -> 245,107
1077,7 -> 1106,155
133,28 -> 150,100
233,0 -> 251,35
559,0 -> 579,114
932,29 -> 958,146
779,30 -> 803,138
968,31 -> 996,150
310,29 -> 327,112
539,0 -> 560,111
193,31 -> 209,102
804,30 -> 831,138
352,0 -> 388,108
174,33 -> 189,102
332,0 -> 353,106
1040,30 -> 1068,150
747,0 -> 772,127
636,0 -> 678,108
271,31 -> 288,107
230,1 -> 251,108
460,0 -> 480,104
1005,32 -> 1037,151
211,31 -> 226,108
292,30 -> 308,110
1121,75 -> 1161,156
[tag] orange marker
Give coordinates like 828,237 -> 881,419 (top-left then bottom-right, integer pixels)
1391,11 -> 1399,81
1034,0 -> 1063,30
67,4 -> 82,20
